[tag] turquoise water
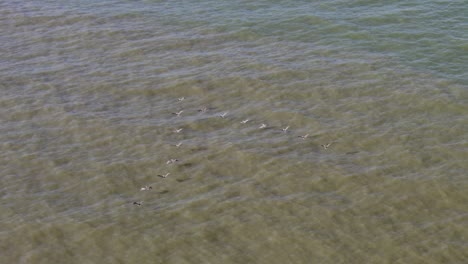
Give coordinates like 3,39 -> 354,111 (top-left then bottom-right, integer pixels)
1,0 -> 467,263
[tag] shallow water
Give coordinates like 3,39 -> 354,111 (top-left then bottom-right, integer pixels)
1,0 -> 467,263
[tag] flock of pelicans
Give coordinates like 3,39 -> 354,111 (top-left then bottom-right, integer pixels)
132,97 -> 334,206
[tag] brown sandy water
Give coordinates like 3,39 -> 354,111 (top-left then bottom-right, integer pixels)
1,1 -> 467,263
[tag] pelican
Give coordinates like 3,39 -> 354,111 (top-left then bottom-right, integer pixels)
166,159 -> 179,164
321,143 -> 333,149
172,110 -> 183,117
158,173 -> 170,178
140,186 -> 152,191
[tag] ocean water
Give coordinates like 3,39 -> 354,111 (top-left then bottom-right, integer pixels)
1,0 -> 467,263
